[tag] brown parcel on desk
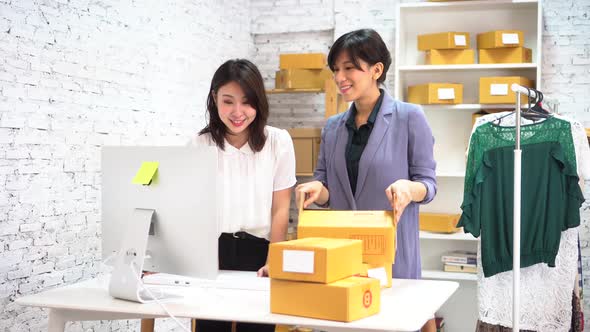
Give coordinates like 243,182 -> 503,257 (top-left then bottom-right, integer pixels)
270,276 -> 380,322
279,53 -> 327,70
407,83 -> 463,105
479,76 -> 533,104
297,210 -> 396,265
477,30 -> 524,49
275,68 -> 331,89
417,32 -> 470,51
479,47 -> 532,64
425,49 -> 475,65
268,237 -> 364,284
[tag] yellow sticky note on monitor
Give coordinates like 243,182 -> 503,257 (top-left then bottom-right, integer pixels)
132,161 -> 159,185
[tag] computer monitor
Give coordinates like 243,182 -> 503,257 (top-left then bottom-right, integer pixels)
101,146 -> 218,301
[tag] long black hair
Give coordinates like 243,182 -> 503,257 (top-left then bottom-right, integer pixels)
199,59 -> 268,152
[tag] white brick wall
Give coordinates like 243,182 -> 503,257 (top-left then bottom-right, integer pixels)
0,0 -> 251,331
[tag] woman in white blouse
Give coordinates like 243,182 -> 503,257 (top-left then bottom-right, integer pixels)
190,59 -> 296,332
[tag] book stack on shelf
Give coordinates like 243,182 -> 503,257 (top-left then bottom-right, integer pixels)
441,250 -> 476,274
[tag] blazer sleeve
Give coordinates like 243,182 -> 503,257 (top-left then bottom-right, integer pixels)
407,105 -> 437,204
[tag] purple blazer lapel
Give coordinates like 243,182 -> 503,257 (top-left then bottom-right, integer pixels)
355,92 -> 395,199
333,113 -> 356,209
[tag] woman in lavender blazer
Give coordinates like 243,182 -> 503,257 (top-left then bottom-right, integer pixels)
297,29 -> 437,280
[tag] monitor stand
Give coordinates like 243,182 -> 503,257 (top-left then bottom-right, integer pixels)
108,208 -> 180,303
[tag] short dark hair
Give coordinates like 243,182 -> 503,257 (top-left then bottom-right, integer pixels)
199,59 -> 268,152
327,29 -> 392,84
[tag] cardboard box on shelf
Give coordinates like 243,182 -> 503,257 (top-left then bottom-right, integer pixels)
419,213 -> 461,233
407,83 -> 463,105
287,128 -> 321,176
270,276 -> 380,322
297,209 -> 396,265
275,68 -> 331,89
477,30 -> 524,49
418,32 -> 470,51
425,49 -> 475,65
479,76 -> 533,104
268,237 -> 364,284
479,47 -> 532,64
279,53 -> 327,70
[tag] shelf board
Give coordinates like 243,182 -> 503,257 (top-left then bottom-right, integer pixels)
421,104 -> 519,111
266,88 -> 324,94
399,63 -> 537,72
436,171 -> 465,178
422,269 -> 477,281
419,230 -> 478,241
295,173 -> 314,178
399,0 -> 538,10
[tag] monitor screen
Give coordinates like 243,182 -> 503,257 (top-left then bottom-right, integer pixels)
101,146 -> 218,280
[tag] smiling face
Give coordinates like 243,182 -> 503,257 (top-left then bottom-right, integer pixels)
214,81 -> 257,145
332,51 -> 382,103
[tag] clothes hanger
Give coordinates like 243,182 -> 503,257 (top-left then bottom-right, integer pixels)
494,87 -> 549,125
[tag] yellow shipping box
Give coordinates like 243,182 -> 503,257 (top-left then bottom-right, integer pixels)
425,49 -> 475,65
477,30 -> 524,49
287,128 -> 321,176
270,276 -> 380,322
479,76 -> 533,104
418,32 -> 470,51
419,213 -> 461,233
360,262 -> 392,288
479,47 -> 532,64
269,237 -> 364,283
407,83 -> 463,105
275,68 -> 331,89
297,209 -> 396,265
279,53 -> 327,69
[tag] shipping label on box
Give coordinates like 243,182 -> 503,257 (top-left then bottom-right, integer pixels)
297,210 -> 396,265
360,262 -> 393,288
269,237 -> 364,283
270,276 -> 380,322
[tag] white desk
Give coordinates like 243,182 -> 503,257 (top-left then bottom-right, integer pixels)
16,273 -> 458,332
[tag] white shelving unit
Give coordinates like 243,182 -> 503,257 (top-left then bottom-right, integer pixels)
395,1 -> 541,331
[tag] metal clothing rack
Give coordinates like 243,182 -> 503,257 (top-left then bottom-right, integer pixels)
510,83 -> 538,332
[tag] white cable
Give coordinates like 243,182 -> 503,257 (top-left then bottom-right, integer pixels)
129,262 -> 191,332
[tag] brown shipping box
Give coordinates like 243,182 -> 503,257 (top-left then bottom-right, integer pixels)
270,276 -> 380,322
407,83 -> 463,105
418,32 -> 470,51
279,53 -> 327,69
479,76 -> 533,104
479,47 -> 532,64
425,49 -> 475,65
268,237 -> 364,284
477,30 -> 524,49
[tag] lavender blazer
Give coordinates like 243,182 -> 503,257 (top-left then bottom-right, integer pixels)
314,90 -> 437,279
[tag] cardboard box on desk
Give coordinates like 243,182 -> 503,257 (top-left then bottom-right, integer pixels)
479,47 -> 532,64
418,32 -> 470,51
297,209 -> 396,265
477,30 -> 524,49
270,276 -> 380,322
407,83 -> 463,105
479,76 -> 533,104
279,53 -> 327,69
268,237 -> 364,284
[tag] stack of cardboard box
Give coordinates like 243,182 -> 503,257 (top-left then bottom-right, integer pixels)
477,30 -> 533,104
275,53 -> 331,89
268,237 -> 381,322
